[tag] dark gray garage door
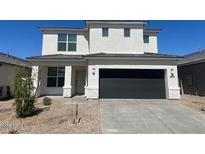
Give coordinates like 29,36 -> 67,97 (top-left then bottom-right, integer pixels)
99,69 -> 166,99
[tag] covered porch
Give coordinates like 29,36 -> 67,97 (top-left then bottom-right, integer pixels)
29,55 -> 87,97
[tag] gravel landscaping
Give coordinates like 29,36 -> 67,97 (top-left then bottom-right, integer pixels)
1,94 -> 205,134
180,94 -> 205,114
0,96 -> 101,134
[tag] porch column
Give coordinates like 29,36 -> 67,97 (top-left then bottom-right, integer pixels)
63,66 -> 72,97
164,67 -> 180,99
32,66 -> 40,97
84,66 -> 88,97
86,65 -> 99,99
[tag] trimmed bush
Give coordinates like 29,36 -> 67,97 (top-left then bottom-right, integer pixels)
43,97 -> 52,106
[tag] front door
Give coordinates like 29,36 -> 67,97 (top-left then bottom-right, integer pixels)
75,69 -> 85,94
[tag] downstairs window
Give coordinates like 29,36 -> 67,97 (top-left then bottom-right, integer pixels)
47,67 -> 65,87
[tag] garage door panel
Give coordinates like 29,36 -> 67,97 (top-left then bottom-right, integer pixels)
99,69 -> 166,99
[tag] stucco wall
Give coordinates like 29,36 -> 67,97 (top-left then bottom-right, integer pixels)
42,31 -> 89,55
85,59 -> 180,99
0,63 -> 16,97
143,35 -> 158,53
89,25 -> 144,54
33,60 -> 180,99
41,26 -> 159,55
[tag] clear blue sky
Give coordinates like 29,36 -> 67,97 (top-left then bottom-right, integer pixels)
0,20 -> 205,59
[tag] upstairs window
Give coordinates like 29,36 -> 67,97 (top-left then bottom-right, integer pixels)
57,34 -> 77,51
143,35 -> 149,43
58,34 -> 67,51
47,67 -> 65,87
102,27 -> 109,37
68,34 -> 77,51
124,28 -> 130,37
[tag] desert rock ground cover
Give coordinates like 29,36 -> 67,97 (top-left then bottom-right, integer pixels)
180,94 -> 205,114
1,94 -> 205,134
0,96 -> 101,134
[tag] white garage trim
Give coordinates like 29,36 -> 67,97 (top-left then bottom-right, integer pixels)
86,59 -> 180,99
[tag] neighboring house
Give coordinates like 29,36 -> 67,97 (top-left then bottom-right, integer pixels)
178,50 -> 205,96
0,52 -> 30,99
27,21 -> 180,99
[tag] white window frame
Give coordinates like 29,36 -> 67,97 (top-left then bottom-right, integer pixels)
57,34 -> 77,52
67,34 -> 77,51
57,34 -> 67,51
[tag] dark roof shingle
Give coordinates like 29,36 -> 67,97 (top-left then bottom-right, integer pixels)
178,49 -> 205,65
84,52 -> 180,58
27,53 -> 180,61
0,51 -> 30,67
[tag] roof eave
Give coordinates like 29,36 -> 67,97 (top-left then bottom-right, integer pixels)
27,55 -> 85,62
84,56 -> 180,61
27,58 -> 85,62
178,59 -> 205,66
39,27 -> 88,32
86,21 -> 148,26
144,29 -> 161,34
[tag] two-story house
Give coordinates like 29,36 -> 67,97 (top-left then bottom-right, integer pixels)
28,21 -> 180,99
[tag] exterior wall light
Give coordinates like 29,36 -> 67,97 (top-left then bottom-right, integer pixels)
170,69 -> 175,78
92,68 -> 95,75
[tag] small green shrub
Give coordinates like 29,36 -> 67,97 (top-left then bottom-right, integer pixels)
43,97 -> 52,106
8,129 -> 18,134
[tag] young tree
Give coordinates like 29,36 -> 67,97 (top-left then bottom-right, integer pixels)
14,67 -> 35,118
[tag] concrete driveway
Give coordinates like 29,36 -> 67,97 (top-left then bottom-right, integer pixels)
100,99 -> 205,134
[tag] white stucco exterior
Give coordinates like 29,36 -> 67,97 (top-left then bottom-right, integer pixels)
29,21 -> 180,100
89,25 -> 144,54
41,22 -> 159,55
85,59 -> 180,99
42,31 -> 89,55
143,35 -> 158,53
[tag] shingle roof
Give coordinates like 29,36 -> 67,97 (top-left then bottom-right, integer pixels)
84,52 -> 180,58
0,51 -> 30,67
178,49 -> 205,65
27,53 -> 180,61
27,54 -> 85,62
144,28 -> 161,33
27,54 -> 83,59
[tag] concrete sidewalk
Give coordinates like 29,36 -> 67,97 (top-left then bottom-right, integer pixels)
100,99 -> 205,134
